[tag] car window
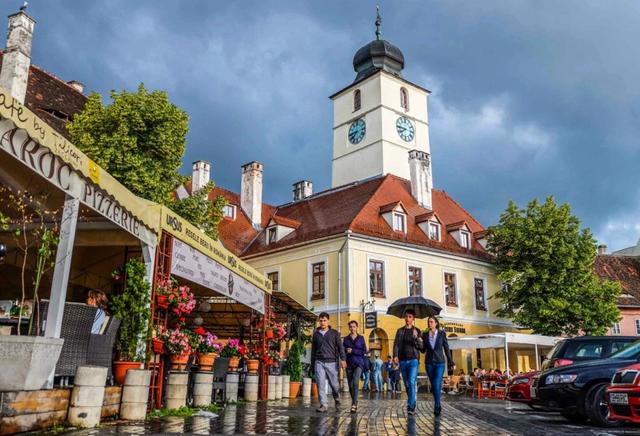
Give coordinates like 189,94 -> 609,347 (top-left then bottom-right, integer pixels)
546,341 -> 564,360
611,340 -> 640,359
563,341 -> 606,359
610,341 -> 633,355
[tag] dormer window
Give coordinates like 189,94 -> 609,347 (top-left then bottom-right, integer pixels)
267,227 -> 277,244
392,212 -> 406,233
428,222 -> 440,241
400,87 -> 409,111
460,231 -> 471,248
354,89 -> 361,111
223,204 -> 236,219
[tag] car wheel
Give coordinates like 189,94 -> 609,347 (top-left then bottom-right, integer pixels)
560,410 -> 588,423
585,383 -> 621,427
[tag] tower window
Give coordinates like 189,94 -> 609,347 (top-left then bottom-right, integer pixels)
354,89 -> 361,112
400,87 -> 409,111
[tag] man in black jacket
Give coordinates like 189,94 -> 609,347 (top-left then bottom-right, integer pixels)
311,312 -> 346,412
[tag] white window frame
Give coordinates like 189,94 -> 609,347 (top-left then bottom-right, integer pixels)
307,257 -> 329,306
460,230 -> 471,248
443,270 -> 459,309
406,263 -> 423,297
612,322 -> 621,335
428,221 -> 441,241
367,256 -> 388,299
392,212 -> 406,233
267,226 -> 277,244
223,204 -> 236,219
635,319 -> 640,335
473,276 -> 488,311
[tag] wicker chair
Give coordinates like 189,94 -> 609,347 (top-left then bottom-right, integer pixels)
39,300 -> 97,379
87,317 -> 121,380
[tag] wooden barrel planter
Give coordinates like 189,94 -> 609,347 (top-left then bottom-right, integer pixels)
120,369 -> 151,420
244,374 -> 259,401
67,366 -> 108,428
225,372 -> 239,403
281,375 -> 290,398
165,371 -> 189,409
302,377 -> 312,398
268,375 -> 276,400
275,376 -> 283,400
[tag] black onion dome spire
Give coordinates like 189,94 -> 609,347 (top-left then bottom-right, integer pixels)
352,6 -> 405,82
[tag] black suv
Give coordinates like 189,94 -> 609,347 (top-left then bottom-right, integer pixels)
533,339 -> 640,427
541,336 -> 637,371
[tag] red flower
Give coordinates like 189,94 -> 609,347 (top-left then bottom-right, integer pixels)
194,327 -> 206,336
179,317 -> 186,323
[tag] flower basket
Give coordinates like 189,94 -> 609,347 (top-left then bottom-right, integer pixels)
156,294 -> 169,309
170,353 -> 190,370
265,328 -> 274,339
228,356 -> 240,372
151,337 -> 165,354
197,352 -> 217,371
247,359 -> 260,374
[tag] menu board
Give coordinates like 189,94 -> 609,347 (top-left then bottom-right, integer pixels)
171,239 -> 265,314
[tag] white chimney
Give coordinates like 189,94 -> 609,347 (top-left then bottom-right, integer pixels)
0,5 -> 34,104
67,80 -> 84,94
191,160 -> 211,193
597,244 -> 607,255
293,180 -> 312,201
241,161 -> 263,229
408,150 -> 433,210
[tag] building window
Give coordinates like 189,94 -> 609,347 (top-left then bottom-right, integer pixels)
354,89 -> 361,111
636,319 -> 640,335
400,87 -> 409,111
428,222 -> 440,241
408,266 -> 422,296
392,212 -> 406,233
311,262 -> 325,300
267,227 -> 277,244
267,271 -> 279,291
460,231 -> 471,248
444,272 -> 457,307
369,260 -> 385,297
223,204 -> 236,219
474,278 -> 487,311
612,322 -> 621,335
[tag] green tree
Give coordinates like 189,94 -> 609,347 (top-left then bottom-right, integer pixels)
68,84 -> 225,239
487,197 -> 620,336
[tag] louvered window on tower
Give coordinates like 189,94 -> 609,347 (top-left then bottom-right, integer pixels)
354,89 -> 361,111
400,87 -> 409,111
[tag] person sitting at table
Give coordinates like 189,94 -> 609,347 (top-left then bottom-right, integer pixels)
86,289 -> 109,334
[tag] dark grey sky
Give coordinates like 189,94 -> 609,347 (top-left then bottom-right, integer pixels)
6,1 -> 640,251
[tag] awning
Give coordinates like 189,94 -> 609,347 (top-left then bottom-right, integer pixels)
272,291 -> 317,322
448,332 -> 559,350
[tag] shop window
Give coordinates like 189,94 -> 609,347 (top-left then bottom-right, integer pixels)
267,271 -> 279,291
311,262 -> 325,300
408,266 -> 422,296
354,89 -> 361,111
474,278 -> 487,311
444,272 -> 457,307
369,260 -> 385,297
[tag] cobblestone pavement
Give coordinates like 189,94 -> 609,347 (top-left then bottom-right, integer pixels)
55,391 -> 640,435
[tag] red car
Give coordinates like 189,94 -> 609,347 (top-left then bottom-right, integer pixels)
607,363 -> 640,424
507,371 -> 537,405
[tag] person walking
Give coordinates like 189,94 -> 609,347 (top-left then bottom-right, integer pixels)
372,353 -> 384,392
384,356 -> 393,392
343,320 -> 368,413
392,309 -> 423,415
391,359 -> 402,393
311,312 -> 347,413
421,315 -> 454,416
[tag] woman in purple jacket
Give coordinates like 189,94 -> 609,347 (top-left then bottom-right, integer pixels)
343,320 -> 368,413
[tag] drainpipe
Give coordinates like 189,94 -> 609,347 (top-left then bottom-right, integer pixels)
336,230 -> 352,334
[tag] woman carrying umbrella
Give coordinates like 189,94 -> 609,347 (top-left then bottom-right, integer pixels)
421,315 -> 454,416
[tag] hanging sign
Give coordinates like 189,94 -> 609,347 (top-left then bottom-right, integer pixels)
365,311 -> 377,329
171,238 -> 265,314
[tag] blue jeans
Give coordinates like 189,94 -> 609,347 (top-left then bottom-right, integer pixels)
399,359 -> 419,408
363,370 -> 370,390
426,362 -> 446,408
373,370 -> 383,391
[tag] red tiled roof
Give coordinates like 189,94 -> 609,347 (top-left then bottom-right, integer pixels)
594,255 -> 640,307
0,52 -> 88,139
270,215 -> 301,229
379,201 -> 405,214
236,174 -> 490,260
446,220 -> 469,232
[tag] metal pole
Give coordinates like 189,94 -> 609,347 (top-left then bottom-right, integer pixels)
504,336 -> 510,373
534,344 -> 539,371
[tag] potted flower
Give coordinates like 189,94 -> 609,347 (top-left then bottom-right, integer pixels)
154,277 -> 172,309
194,327 -> 221,371
110,258 -> 151,384
151,331 -> 166,354
283,342 -> 303,397
161,327 -> 192,370
219,339 -> 246,372
167,284 -> 196,316
245,349 -> 261,374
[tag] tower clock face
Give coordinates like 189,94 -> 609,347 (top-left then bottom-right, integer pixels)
348,118 -> 366,144
396,116 -> 415,142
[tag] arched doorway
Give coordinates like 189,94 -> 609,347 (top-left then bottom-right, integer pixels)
368,328 -> 389,359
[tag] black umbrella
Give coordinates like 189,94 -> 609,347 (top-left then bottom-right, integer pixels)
386,296 -> 442,319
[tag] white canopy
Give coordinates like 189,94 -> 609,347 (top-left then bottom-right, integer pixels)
448,332 -> 560,371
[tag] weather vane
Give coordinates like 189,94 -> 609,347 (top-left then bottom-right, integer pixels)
20,1 -> 28,11
375,5 -> 382,40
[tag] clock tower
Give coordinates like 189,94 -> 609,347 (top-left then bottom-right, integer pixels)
330,12 -> 431,188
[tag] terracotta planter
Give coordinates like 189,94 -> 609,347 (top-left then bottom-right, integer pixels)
228,356 -> 240,372
156,294 -> 169,309
289,381 -> 301,398
151,337 -> 165,354
113,361 -> 142,385
197,352 -> 217,371
246,359 -> 260,374
265,328 -> 274,339
311,381 -> 318,397
170,353 -> 190,370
